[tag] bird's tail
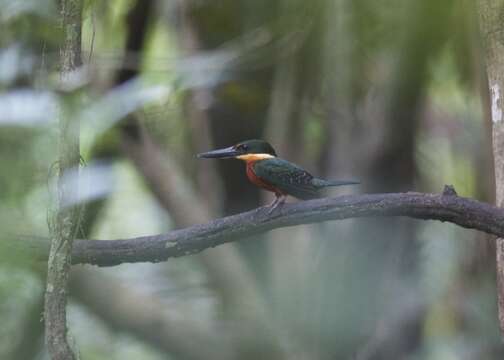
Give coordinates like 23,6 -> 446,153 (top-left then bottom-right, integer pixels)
313,178 -> 360,188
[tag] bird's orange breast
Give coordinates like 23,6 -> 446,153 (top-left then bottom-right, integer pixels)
245,160 -> 284,196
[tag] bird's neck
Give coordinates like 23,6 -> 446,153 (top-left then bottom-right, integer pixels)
236,154 -> 275,162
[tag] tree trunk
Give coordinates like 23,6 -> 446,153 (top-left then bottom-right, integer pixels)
477,0 -> 504,336
44,0 -> 82,358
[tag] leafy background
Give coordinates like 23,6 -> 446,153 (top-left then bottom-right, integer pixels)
0,0 -> 500,359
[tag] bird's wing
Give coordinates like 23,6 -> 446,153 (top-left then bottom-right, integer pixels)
252,158 -> 319,199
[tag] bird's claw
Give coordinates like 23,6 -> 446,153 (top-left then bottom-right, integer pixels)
266,196 -> 286,215
267,204 -> 278,215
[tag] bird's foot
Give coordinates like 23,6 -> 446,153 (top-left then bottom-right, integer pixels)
266,195 -> 286,215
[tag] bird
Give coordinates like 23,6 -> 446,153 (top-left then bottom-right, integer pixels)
197,139 -> 359,211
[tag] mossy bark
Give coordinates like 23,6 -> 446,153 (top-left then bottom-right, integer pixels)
44,0 -> 82,359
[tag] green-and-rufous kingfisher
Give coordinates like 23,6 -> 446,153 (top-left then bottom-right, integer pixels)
197,139 -> 359,211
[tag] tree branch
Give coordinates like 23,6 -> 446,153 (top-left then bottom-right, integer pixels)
12,190 -> 504,267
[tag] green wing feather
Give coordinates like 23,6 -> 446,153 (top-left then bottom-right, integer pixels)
252,158 -> 320,199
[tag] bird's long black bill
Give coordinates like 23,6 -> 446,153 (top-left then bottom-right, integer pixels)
197,146 -> 242,159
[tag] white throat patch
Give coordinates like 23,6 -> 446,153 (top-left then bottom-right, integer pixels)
236,153 -> 275,161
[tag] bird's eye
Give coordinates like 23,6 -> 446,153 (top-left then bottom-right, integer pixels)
238,144 -> 248,151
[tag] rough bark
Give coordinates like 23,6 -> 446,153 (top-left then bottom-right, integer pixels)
477,0 -> 504,335
44,0 -> 82,359
12,189 -> 504,267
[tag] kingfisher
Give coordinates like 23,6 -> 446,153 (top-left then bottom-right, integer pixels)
197,139 -> 359,211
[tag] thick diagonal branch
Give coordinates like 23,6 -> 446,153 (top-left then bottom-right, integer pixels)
14,191 -> 504,267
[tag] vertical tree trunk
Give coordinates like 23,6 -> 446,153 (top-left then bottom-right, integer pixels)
44,0 -> 82,358
477,0 -> 504,335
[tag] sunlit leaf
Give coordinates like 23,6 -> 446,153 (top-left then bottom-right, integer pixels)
54,66 -> 91,92
0,45 -> 35,85
0,90 -> 57,126
58,161 -> 116,208
79,79 -> 171,147
175,50 -> 235,89
0,0 -> 55,22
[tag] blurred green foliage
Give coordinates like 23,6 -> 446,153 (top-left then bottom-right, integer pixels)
0,0 -> 500,359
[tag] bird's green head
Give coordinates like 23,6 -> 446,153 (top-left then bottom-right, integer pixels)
197,139 -> 277,160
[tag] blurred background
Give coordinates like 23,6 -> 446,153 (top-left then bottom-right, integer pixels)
0,0 -> 501,359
